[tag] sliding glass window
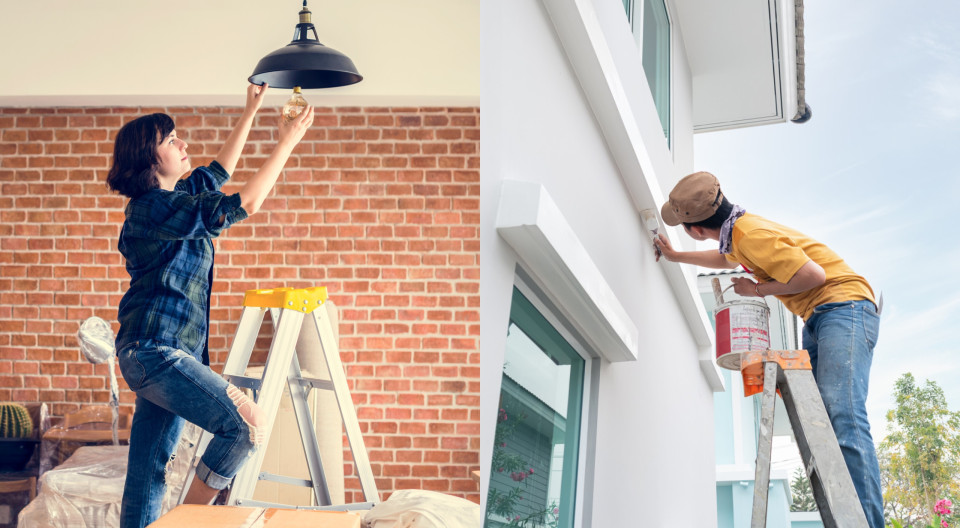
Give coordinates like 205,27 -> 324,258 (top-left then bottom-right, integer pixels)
624,0 -> 672,147
485,288 -> 585,528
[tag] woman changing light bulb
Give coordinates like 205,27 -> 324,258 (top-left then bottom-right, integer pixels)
105,82 -> 314,528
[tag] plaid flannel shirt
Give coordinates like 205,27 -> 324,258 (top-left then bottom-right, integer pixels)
115,161 -> 248,365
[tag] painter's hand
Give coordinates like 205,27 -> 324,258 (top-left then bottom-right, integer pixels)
653,233 -> 677,263
245,83 -> 268,115
731,277 -> 761,297
278,105 -> 314,147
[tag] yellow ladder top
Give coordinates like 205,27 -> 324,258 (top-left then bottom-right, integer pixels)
243,287 -> 328,313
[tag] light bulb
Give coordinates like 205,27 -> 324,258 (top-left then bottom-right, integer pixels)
282,86 -> 308,123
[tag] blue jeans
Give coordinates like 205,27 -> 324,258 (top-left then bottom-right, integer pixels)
802,300 -> 882,528
117,340 -> 259,528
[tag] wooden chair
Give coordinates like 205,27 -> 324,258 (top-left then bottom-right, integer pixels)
43,406 -> 133,465
0,476 -> 37,528
0,476 -> 36,502
62,405 -> 132,430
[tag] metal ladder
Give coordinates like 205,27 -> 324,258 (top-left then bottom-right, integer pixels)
178,286 -> 379,510
743,349 -> 868,528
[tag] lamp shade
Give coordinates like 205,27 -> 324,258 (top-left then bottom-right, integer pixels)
249,2 -> 362,89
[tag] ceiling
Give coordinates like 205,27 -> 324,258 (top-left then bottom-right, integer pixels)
674,0 -> 800,132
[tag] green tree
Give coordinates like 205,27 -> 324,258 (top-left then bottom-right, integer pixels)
486,405 -> 554,527
879,373 -> 960,527
789,467 -> 818,512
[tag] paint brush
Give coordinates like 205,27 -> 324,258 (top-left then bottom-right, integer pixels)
640,209 -> 662,259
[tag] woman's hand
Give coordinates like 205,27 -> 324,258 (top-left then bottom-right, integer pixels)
278,105 -> 314,147
245,83 -> 268,116
215,83 -> 267,174
239,105 -> 315,216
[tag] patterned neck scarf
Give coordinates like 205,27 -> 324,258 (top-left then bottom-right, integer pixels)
718,205 -> 746,254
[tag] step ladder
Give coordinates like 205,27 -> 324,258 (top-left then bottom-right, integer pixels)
741,349 -> 868,528
178,286 -> 379,510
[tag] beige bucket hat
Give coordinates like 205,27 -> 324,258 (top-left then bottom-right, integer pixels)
660,171 -> 723,226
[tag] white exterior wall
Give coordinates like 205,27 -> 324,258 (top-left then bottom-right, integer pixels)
482,0 -> 716,525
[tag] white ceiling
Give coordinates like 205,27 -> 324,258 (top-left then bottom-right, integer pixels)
0,0 -> 479,106
674,0 -> 798,132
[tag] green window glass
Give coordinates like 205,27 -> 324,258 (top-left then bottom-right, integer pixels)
485,288 -> 586,528
626,0 -> 672,146
642,0 -> 671,145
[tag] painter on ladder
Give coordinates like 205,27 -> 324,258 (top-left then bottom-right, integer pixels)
653,171 -> 883,528
106,83 -> 314,528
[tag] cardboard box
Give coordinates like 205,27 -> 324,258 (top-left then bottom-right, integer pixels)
262,508 -> 362,528
148,505 -> 363,528
148,505 -> 265,527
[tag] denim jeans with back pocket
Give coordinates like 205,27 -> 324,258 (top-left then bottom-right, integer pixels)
802,300 -> 883,528
116,340 -> 259,528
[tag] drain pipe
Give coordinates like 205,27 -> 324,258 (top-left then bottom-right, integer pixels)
791,0 -> 812,123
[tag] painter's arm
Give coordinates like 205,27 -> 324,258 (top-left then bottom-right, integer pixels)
654,233 -> 737,269
732,260 -> 826,298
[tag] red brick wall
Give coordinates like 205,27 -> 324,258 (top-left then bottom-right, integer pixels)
0,105 -> 480,502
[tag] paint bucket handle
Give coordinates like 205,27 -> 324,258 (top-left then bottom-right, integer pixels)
715,281 -> 772,308
712,278 -> 736,305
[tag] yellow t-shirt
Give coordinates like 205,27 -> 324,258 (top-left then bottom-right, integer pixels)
723,213 -> 875,321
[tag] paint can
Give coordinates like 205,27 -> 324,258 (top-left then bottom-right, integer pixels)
714,298 -> 770,370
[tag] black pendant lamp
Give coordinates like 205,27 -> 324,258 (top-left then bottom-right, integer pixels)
249,1 -> 362,89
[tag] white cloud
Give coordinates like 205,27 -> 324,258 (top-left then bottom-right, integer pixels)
906,30 -> 960,64
881,292 -> 960,344
902,27 -> 960,123
924,71 -> 960,122
808,202 -> 899,237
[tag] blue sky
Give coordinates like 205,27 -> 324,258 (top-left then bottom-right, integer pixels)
695,0 -> 960,443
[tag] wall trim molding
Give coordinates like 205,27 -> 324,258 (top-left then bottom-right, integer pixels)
496,180 -> 639,363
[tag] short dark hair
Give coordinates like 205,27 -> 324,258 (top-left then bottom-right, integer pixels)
683,193 -> 733,230
106,113 -> 175,199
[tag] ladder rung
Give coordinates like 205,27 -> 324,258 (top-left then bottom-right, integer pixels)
258,472 -> 313,488
223,374 -> 262,392
243,287 -> 328,312
298,376 -> 334,392
225,374 -> 332,393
